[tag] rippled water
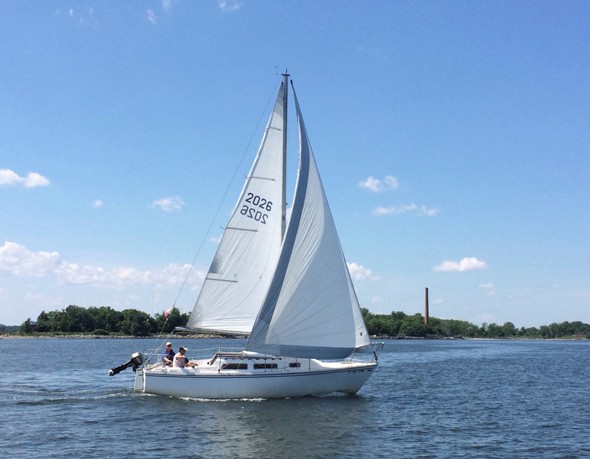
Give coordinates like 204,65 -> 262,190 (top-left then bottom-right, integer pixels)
1,338 -> 588,458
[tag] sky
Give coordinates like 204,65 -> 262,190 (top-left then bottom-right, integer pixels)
1,1 -> 589,328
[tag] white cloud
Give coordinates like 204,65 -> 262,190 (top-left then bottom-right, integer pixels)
370,296 -> 387,306
479,282 -> 496,296
147,0 -> 179,23
373,204 -> 439,217
162,0 -> 178,13
0,169 -> 50,188
383,176 -> 399,189
152,196 -> 184,212
0,242 -> 60,276
418,206 -> 440,217
347,262 -> 378,281
359,175 -> 399,192
218,0 -> 240,12
0,241 -> 202,290
92,199 -> 103,208
146,9 -> 157,24
0,169 -> 21,186
433,257 -> 488,273
373,204 -> 415,215
68,7 -> 98,28
54,260 -> 200,289
25,291 -> 63,307
24,172 -> 50,188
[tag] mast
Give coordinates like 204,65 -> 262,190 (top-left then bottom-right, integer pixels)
281,70 -> 289,238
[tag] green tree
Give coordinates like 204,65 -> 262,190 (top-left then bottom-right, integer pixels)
154,307 -> 189,333
19,318 -> 34,334
92,306 -> 123,332
486,323 -> 504,337
35,311 -> 50,332
391,311 -> 408,321
118,309 -> 155,336
501,322 -> 516,337
399,314 -> 430,337
539,325 -> 552,338
65,305 -> 95,332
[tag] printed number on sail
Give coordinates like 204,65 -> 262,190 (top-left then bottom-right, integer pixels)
240,193 -> 272,224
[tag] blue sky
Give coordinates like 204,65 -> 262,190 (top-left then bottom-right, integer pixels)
1,1 -> 588,327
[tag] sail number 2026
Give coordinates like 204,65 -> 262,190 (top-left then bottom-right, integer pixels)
240,193 -> 272,224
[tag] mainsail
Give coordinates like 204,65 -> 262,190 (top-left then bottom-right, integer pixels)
246,84 -> 371,359
186,83 -> 286,334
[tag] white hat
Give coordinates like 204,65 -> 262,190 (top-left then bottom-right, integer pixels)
165,342 -> 172,346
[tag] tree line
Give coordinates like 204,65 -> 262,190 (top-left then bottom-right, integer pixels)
17,305 -> 189,336
361,309 -> 590,339
9,305 -> 590,339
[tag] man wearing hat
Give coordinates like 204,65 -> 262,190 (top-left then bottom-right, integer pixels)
162,342 -> 175,366
173,346 -> 197,368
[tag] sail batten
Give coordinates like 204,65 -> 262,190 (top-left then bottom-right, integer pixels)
248,176 -> 276,181
204,278 -> 238,283
224,227 -> 258,232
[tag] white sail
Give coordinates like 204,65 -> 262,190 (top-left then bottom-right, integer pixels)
246,86 -> 371,359
186,83 -> 286,334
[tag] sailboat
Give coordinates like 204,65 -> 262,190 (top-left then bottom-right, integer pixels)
128,73 -> 378,399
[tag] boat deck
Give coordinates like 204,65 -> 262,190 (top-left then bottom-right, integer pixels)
144,351 -> 375,376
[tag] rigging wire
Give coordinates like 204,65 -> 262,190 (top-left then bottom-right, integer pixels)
168,79 -> 282,312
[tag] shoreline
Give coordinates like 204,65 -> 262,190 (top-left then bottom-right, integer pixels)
1,333 -> 587,341
0,333 -> 228,340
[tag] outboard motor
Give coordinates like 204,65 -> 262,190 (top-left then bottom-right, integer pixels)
109,352 -> 143,376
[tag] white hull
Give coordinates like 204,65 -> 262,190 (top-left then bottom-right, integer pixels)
134,353 -> 377,399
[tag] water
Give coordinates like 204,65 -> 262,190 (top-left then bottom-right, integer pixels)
0,338 -> 588,458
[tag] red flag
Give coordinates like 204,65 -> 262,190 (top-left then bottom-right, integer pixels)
164,307 -> 173,319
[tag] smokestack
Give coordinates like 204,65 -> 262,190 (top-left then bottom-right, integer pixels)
424,287 -> 429,326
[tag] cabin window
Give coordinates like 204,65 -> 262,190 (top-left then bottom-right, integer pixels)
288,362 -> 301,368
221,363 -> 248,370
253,363 -> 278,369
